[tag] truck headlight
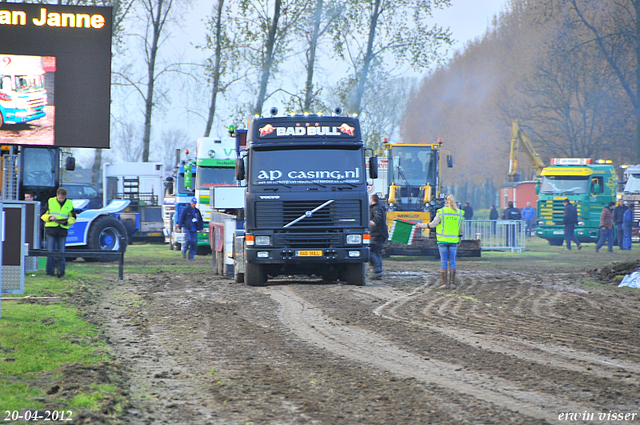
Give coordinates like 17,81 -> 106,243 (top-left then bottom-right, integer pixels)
577,221 -> 585,226
537,220 -> 544,225
255,236 -> 271,246
346,234 -> 362,244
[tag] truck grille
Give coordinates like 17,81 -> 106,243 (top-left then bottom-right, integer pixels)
278,231 -> 341,248
255,199 -> 362,228
539,200 -> 582,225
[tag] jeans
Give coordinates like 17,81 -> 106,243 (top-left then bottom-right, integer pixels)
369,243 -> 383,273
182,230 -> 198,259
525,219 -> 535,237
622,223 -> 632,250
615,224 -> 624,249
595,228 -> 613,252
564,224 -> 581,249
46,233 -> 67,276
438,243 -> 458,270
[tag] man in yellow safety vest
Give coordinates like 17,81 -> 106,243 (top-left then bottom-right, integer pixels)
41,187 -> 76,278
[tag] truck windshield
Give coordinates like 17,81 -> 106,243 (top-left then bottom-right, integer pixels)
22,148 -> 55,187
196,167 -> 237,190
251,148 -> 363,186
539,176 -> 589,194
14,74 -> 45,93
624,174 -> 640,193
388,146 -> 436,187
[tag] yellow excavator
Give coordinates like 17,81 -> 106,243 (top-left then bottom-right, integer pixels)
508,120 -> 545,182
376,139 -> 481,257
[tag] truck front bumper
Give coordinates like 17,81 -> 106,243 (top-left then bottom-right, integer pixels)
246,247 -> 369,264
536,226 -> 599,242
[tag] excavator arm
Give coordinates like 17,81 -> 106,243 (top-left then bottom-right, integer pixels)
508,120 -> 545,182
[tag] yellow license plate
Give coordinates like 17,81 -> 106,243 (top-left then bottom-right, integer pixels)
148,232 -> 162,236
296,250 -> 323,257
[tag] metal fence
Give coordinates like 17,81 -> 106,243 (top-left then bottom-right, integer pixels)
463,220 -> 526,252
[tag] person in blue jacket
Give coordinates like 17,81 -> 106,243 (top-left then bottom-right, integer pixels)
521,202 -> 536,237
178,197 -> 204,260
622,203 -> 635,251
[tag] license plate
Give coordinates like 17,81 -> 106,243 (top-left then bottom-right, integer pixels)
148,232 -> 162,236
296,250 -> 323,257
553,230 -> 564,235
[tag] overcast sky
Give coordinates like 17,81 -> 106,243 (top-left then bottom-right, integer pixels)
436,0 -> 507,55
82,0 -> 510,165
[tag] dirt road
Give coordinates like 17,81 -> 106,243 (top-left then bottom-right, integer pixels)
91,256 -> 640,424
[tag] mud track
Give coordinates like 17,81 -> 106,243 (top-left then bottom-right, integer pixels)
94,259 -> 640,424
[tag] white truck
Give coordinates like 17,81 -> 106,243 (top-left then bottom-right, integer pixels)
0,54 -> 48,127
192,137 -> 237,254
102,162 -> 165,243
621,164 -> 640,241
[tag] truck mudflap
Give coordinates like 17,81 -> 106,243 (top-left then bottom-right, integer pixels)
382,238 -> 481,258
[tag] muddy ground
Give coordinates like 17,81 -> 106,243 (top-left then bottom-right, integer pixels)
53,254 -> 640,424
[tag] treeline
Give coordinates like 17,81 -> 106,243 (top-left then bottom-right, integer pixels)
403,0 -> 639,208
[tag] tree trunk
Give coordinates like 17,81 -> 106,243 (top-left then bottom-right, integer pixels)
350,0 -> 381,115
253,0 -> 282,116
303,0 -> 323,112
142,0 -> 165,162
204,0 -> 225,137
91,149 -> 102,189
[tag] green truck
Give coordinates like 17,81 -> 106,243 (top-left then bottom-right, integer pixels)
535,158 -> 617,245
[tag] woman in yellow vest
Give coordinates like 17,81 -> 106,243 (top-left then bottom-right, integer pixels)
418,194 -> 463,289
41,187 -> 76,278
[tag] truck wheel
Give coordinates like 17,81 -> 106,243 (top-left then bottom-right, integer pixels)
196,245 -> 211,256
234,266 -> 244,284
345,263 -> 366,286
86,216 -> 127,261
548,239 -> 563,246
245,261 -> 266,286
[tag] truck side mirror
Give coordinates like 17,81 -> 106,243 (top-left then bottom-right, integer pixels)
593,181 -> 600,194
236,158 -> 245,181
535,182 -> 540,194
65,156 -> 76,171
447,154 -> 453,168
369,156 -> 378,179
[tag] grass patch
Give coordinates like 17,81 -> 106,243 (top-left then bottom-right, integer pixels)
0,259 -> 128,416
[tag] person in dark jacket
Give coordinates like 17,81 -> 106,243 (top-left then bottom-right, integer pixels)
369,194 -> 388,279
489,204 -> 499,234
562,198 -> 582,250
613,200 -> 627,250
501,201 -> 521,247
178,197 -> 204,260
595,201 -> 615,253
622,203 -> 635,250
462,202 -> 474,220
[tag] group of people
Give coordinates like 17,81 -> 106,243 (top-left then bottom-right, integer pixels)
591,200 -> 635,252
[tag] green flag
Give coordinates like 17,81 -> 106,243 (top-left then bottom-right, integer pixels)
389,218 -> 418,245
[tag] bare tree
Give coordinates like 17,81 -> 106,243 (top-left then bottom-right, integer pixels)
331,0 -> 452,115
198,0 -> 254,137
111,121 -> 144,162
113,0 -> 184,162
155,128 -> 191,169
235,0 -> 311,115
567,0 -> 640,162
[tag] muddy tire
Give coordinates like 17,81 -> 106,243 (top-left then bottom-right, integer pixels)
245,261 -> 266,287
548,239 -> 564,246
234,265 -> 244,283
345,263 -> 366,286
86,216 -> 127,262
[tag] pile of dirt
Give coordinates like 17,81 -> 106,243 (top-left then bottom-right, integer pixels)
589,259 -> 640,284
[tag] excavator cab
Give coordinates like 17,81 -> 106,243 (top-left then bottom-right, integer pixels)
387,145 -> 437,211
